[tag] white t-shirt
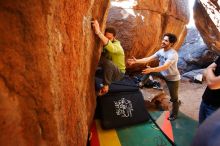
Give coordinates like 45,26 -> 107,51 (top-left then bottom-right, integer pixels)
154,48 -> 181,81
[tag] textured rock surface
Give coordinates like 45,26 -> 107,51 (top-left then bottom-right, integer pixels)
182,69 -> 204,80
178,28 -> 218,74
107,0 -> 190,62
0,0 -> 110,146
141,79 -> 170,111
194,0 -> 220,53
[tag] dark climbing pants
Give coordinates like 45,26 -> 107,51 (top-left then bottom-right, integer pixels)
98,56 -> 124,85
166,80 -> 180,116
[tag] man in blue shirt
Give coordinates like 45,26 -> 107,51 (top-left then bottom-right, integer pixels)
128,33 -> 181,121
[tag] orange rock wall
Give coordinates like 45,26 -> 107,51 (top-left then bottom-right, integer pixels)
0,0 -> 110,146
0,0 -> 200,145
194,0 -> 220,53
107,0 -> 189,59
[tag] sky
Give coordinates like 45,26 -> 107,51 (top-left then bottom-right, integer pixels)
187,0 -> 196,28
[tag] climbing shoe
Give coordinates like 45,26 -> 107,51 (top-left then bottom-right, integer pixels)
168,114 -> 177,121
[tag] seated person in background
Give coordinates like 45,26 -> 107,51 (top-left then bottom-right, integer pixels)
127,33 -> 181,121
91,20 -> 125,96
198,56 -> 220,125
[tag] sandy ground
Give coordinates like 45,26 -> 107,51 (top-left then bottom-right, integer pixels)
179,80 -> 206,121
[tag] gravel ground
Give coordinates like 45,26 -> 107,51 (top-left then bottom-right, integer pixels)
178,80 -> 206,120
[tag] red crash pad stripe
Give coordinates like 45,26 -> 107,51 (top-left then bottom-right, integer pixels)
161,111 -> 174,142
90,121 -> 100,146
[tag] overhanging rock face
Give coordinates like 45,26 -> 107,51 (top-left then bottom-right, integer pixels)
0,0 -> 109,146
194,0 -> 220,53
107,0 -> 190,61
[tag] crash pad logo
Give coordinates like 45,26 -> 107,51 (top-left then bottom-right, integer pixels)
114,98 -> 134,118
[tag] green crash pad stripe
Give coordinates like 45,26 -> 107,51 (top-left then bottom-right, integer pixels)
90,111 -> 198,146
150,111 -> 198,146
170,112 -> 198,146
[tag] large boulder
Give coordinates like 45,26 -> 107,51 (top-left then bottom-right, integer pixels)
194,0 -> 220,53
107,0 -> 190,61
0,0 -> 110,146
178,28 -> 218,73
